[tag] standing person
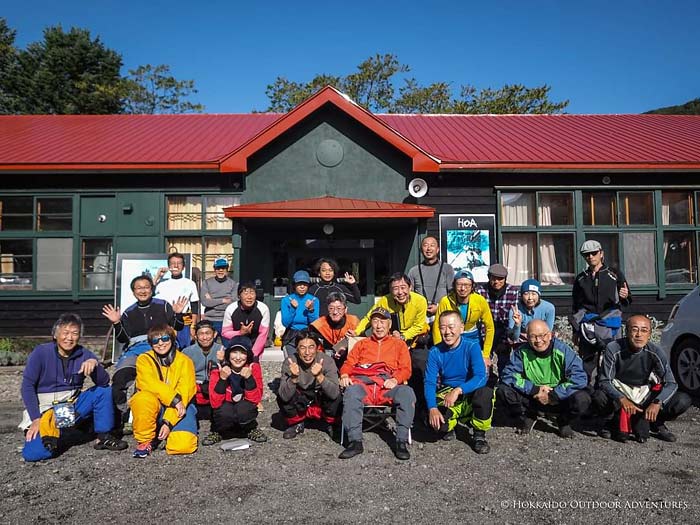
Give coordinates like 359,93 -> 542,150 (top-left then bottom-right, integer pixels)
221,282 -> 271,362
508,279 -> 556,346
102,274 -> 187,433
310,292 -> 360,365
433,270 -> 495,367
308,258 -> 361,317
130,324 -> 198,458
277,330 -> 341,439
200,257 -> 237,347
338,308 -> 415,460
424,311 -> 493,454
280,270 -> 320,359
181,320 -> 224,444
208,336 -> 267,443
498,320 -> 591,438
155,253 -> 200,349
20,314 -> 127,461
569,240 -> 631,384
593,315 -> 691,444
476,263 -> 519,377
408,236 -> 455,324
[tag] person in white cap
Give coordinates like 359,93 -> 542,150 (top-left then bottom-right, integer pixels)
200,257 -> 237,347
569,240 -> 631,384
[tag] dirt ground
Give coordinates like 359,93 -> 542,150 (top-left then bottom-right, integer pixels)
1,364 -> 698,525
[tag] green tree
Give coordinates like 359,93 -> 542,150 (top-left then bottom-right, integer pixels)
18,25 -> 123,114
122,64 -> 204,114
0,18 -> 22,114
264,53 -> 568,114
645,98 -> 700,115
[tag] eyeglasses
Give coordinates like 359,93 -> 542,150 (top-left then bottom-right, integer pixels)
150,335 -> 171,345
629,327 -> 651,334
327,307 -> 345,313
583,251 -> 600,257
528,332 -> 551,341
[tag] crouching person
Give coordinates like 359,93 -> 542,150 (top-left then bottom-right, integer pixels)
425,311 -> 494,454
208,336 -> 267,443
498,320 -> 591,438
20,313 -> 126,462
131,325 -> 198,458
338,308 -> 415,460
277,330 -> 340,439
593,315 -> 691,444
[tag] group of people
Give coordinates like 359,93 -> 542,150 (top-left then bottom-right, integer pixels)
18,240 -> 692,462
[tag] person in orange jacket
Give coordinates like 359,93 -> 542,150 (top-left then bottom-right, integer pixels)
338,307 -> 415,461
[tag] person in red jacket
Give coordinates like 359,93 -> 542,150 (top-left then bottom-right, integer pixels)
338,307 -> 415,460
207,336 -> 267,444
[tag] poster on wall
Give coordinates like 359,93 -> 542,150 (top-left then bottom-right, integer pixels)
113,253 -> 192,360
439,214 -> 496,282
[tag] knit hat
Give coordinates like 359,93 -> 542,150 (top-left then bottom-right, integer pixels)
520,279 -> 541,296
292,270 -> 311,284
453,270 -> 474,282
225,336 -> 254,364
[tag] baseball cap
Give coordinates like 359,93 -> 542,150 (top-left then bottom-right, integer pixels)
292,270 -> 311,284
369,307 -> 392,320
454,270 -> 474,282
213,258 -> 229,268
580,240 -> 603,254
487,263 -> 508,278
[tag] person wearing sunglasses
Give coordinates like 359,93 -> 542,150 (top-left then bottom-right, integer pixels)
569,240 -> 632,385
130,325 -> 198,458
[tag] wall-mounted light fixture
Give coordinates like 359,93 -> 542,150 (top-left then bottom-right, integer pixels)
323,223 -> 334,236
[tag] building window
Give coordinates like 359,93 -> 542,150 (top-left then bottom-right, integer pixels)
167,195 -> 239,231
82,239 -> 113,291
37,198 -> 72,231
0,239 -> 33,290
0,196 -> 33,230
36,238 -> 72,291
0,196 -> 72,231
166,236 -> 233,281
501,189 -> 700,288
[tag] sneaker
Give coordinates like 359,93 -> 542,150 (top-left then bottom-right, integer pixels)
651,423 -> 677,443
394,440 -> 410,460
132,442 -> 152,459
516,415 -> 537,435
338,440 -> 364,459
247,428 -> 268,443
558,424 -> 575,439
598,421 -> 613,440
283,422 -> 305,440
202,432 -> 222,446
612,431 -> 630,443
94,435 -> 128,451
472,430 -> 491,454
442,430 -> 456,441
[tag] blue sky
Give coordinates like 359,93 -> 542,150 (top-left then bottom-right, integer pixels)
4,0 -> 699,114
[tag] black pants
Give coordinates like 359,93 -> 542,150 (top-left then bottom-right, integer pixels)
111,366 -> 136,426
497,383 -> 591,424
592,388 -> 691,426
577,339 -> 602,387
277,388 -> 341,422
212,400 -> 258,434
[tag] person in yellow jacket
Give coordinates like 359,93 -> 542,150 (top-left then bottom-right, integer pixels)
433,270 -> 495,366
352,273 -> 428,345
131,324 -> 198,458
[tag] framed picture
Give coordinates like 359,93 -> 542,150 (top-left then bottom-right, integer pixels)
439,214 -> 496,282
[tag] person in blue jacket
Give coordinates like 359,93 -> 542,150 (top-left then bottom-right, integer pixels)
424,310 -> 494,454
19,313 -> 127,461
508,279 -> 556,346
280,270 -> 320,358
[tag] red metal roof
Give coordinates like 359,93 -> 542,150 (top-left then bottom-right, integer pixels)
224,196 -> 435,219
1,86 -> 700,172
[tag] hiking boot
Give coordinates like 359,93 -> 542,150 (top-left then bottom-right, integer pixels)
612,431 -> 630,443
338,440 -> 364,459
598,421 -> 613,440
42,436 -> 59,455
651,423 -> 677,443
442,430 -> 456,441
132,442 -> 153,459
247,428 -> 268,443
394,440 -> 410,460
94,435 -> 128,451
283,422 -> 305,440
202,432 -> 222,446
516,415 -> 537,435
633,418 -> 650,444
472,430 -> 491,454
558,423 -> 575,439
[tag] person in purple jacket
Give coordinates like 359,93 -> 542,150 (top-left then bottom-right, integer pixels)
19,313 -> 127,461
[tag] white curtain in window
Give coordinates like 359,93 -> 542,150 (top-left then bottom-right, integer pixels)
168,197 -> 201,230
623,232 -> 656,285
206,197 -> 238,230
537,203 -> 564,285
167,237 -> 203,271
501,193 -> 533,226
503,234 -> 534,285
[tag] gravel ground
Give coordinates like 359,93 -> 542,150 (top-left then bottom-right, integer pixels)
0,363 -> 699,525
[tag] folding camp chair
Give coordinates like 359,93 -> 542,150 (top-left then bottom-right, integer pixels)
340,404 -> 412,445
